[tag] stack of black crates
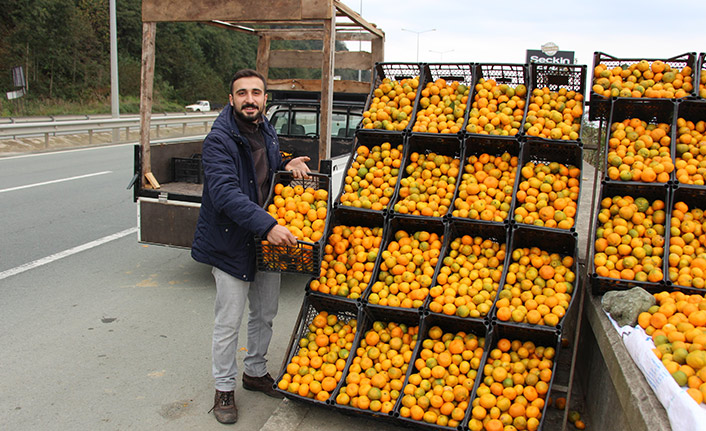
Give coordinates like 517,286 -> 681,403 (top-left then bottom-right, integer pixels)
587,52 -> 706,297
271,61 -> 591,431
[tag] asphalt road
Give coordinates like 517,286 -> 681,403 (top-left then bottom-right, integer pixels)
0,144 -> 310,430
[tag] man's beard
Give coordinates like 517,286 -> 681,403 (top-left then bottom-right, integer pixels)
234,103 -> 263,122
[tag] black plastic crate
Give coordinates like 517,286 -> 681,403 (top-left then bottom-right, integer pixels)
464,322 -> 561,431
424,219 -> 510,323
361,63 -> 423,133
449,135 -> 521,225
522,63 -> 587,143
699,52 -> 706,99
274,293 -> 361,404
511,140 -> 583,233
490,226 -> 579,331
602,98 -> 677,185
389,134 -> 463,218
674,99 -> 706,186
589,52 -> 696,121
411,63 -> 475,135
465,63 -> 530,137
306,207 -> 386,302
172,153 -> 203,184
331,305 -> 422,422
665,186 -> 706,292
256,171 -> 331,276
394,312 -> 489,431
589,182 -> 670,295
334,130 -> 407,215
362,215 -> 446,312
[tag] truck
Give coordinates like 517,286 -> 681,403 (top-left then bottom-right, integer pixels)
132,0 -> 384,248
184,100 -> 211,112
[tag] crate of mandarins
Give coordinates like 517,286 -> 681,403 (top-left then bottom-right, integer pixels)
275,292 -> 360,404
395,312 -> 488,430
450,135 -> 520,224
512,140 -> 583,232
361,63 -> 422,132
426,219 -> 509,322
411,63 -> 474,134
256,171 -> 330,276
699,52 -> 706,99
467,322 -> 560,431
493,226 -> 579,329
333,304 -> 420,421
674,100 -> 706,186
589,182 -> 670,295
665,186 -> 706,291
465,63 -> 529,136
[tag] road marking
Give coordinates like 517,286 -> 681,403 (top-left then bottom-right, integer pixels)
0,227 -> 137,281
0,171 -> 112,193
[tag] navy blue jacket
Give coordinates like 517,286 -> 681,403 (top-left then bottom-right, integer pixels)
191,104 -> 286,281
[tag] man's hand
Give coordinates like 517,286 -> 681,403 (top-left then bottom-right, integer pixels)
266,224 -> 297,246
285,156 -> 311,179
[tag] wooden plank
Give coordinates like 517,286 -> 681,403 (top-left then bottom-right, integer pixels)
258,28 -> 375,42
301,0 -> 331,19
142,0 -> 302,22
256,35 -> 271,79
269,50 -> 372,70
372,34 -> 385,65
267,78 -> 369,94
319,5 -> 335,166
140,22 -> 157,187
333,0 -> 384,39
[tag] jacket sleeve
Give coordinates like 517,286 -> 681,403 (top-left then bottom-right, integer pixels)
202,133 -> 277,237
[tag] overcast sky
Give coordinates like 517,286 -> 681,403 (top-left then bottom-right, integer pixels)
340,0 -> 706,67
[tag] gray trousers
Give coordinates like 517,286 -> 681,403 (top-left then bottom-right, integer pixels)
211,267 -> 281,392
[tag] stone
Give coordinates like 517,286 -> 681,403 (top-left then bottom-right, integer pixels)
601,287 -> 656,327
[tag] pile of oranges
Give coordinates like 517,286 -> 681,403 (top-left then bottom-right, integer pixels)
495,247 -> 575,327
514,161 -> 581,230
394,151 -> 460,217
523,87 -> 583,140
339,142 -> 403,211
638,291 -> 706,405
466,78 -> 527,136
369,229 -> 443,308
399,326 -> 485,428
452,152 -> 518,222
467,338 -> 555,431
606,118 -> 674,183
593,195 -> 666,283
310,224 -> 383,299
674,117 -> 706,185
265,183 -> 328,243
362,77 -> 419,131
277,311 -> 356,402
668,200 -> 706,288
428,235 -> 506,318
335,321 -> 418,414
592,60 -> 694,99
412,78 -> 469,134
701,71 -> 706,98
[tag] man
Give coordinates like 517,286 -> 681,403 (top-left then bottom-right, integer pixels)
191,69 -> 310,424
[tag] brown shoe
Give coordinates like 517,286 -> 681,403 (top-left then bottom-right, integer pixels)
242,372 -> 283,398
209,390 -> 238,424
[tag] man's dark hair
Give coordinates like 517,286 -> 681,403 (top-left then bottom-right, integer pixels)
230,69 -> 267,94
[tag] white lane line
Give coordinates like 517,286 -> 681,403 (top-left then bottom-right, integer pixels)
0,227 -> 137,281
0,171 -> 112,193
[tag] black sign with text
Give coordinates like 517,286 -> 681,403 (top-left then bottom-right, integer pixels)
526,50 -> 575,65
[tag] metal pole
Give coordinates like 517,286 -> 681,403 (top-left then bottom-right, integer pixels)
401,28 -> 435,63
109,0 -> 120,143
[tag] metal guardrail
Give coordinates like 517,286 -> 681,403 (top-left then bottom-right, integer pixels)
0,112 -> 219,147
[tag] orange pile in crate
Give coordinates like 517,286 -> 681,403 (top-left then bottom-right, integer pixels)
369,229 -> 443,308
452,152 -> 518,222
335,321 -> 418,414
514,161 -> 581,230
495,247 -> 575,327
399,326 -> 485,428
394,151 -> 460,217
265,183 -> 328,243
467,338 -> 555,431
675,117 -> 706,185
668,201 -> 706,288
606,118 -> 674,183
310,224 -> 383,299
412,78 -> 469,134
277,311 -> 356,401
523,87 -> 583,140
592,60 -> 694,98
428,235 -> 506,318
339,142 -> 403,210
701,72 -> 706,98
362,77 -> 419,131
466,78 -> 527,136
638,291 -> 706,404
593,195 -> 666,283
